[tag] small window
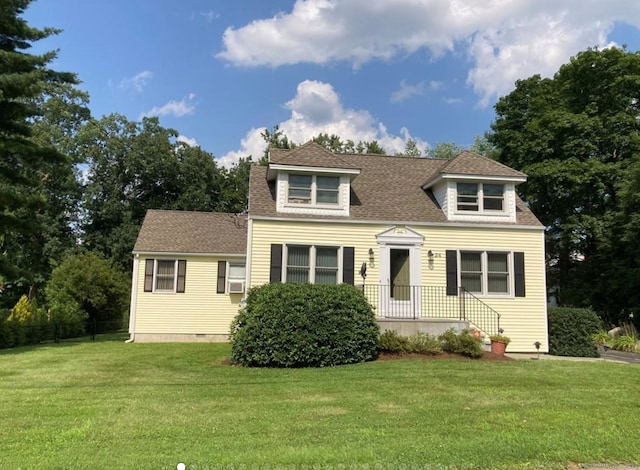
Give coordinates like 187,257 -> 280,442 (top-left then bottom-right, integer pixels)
287,245 -> 310,283
457,183 -> 479,211
457,183 -> 504,212
227,262 -> 246,294
155,260 -> 176,292
315,247 -> 338,285
316,176 -> 340,204
460,252 -> 482,293
288,175 -> 312,204
287,174 -> 340,206
487,253 -> 509,293
483,184 -> 504,211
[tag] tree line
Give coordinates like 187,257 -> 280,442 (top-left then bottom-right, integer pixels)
2,0 -> 639,331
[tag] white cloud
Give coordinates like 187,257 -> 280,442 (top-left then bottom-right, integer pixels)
217,0 -> 640,106
201,10 -> 219,23
443,97 -> 462,104
390,80 -> 425,103
218,80 -> 428,167
177,135 -> 198,147
119,70 -> 153,93
140,94 -> 196,119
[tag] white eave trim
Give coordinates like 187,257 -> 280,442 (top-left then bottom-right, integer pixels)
248,215 -> 545,231
422,173 -> 527,189
132,251 -> 247,258
267,164 -> 360,181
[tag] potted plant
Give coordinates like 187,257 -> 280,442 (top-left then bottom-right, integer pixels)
489,329 -> 511,356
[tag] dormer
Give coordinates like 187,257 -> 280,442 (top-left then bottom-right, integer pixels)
422,151 -> 527,223
266,142 -> 360,217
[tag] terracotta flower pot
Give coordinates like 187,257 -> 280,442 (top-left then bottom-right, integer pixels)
491,340 -> 507,356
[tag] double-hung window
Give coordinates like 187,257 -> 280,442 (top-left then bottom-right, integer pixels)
457,183 -> 504,212
144,259 -> 186,293
287,174 -> 340,206
286,245 -> 339,284
155,260 -> 177,292
460,251 -> 510,295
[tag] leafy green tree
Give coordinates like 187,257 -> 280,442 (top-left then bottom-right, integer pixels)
425,142 -> 463,159
45,252 -> 130,329
396,138 -> 423,157
489,47 -> 640,322
0,0 -> 78,294
81,114 -> 224,270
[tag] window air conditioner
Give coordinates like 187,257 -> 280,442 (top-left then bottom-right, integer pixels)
228,280 -> 245,294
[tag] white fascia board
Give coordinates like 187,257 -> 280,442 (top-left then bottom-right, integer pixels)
249,215 -> 545,231
268,164 -> 360,177
422,173 -> 526,189
132,251 -> 246,258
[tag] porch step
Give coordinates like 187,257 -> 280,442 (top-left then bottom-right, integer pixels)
377,318 -> 469,337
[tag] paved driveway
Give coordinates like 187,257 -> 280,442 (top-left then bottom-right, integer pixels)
600,349 -> 640,364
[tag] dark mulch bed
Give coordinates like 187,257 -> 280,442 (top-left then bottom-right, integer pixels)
377,351 -> 515,361
218,351 -> 514,366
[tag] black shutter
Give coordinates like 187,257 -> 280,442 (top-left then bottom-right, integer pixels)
144,259 -> 154,292
514,252 -> 525,297
176,260 -> 187,293
217,261 -> 226,294
446,250 -> 458,296
343,247 -> 355,285
270,244 -> 282,283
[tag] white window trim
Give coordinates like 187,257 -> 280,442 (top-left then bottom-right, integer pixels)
286,174 -> 341,207
455,182 -> 506,214
282,244 -> 343,284
458,250 -> 513,297
226,261 -> 246,294
153,259 -> 178,294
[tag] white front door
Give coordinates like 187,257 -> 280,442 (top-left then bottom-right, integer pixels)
378,243 -> 422,318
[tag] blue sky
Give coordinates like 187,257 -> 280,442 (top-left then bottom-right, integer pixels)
24,0 -> 640,167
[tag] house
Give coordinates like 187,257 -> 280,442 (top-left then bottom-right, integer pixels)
128,142 -> 548,352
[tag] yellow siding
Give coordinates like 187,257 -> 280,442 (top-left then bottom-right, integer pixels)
250,219 -> 548,353
134,256 -> 242,335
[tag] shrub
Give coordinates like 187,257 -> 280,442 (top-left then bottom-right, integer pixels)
439,328 -> 484,358
379,330 -> 409,353
548,307 -> 601,357
406,332 -> 442,355
230,283 -> 379,367
610,335 -> 638,352
46,252 -> 130,332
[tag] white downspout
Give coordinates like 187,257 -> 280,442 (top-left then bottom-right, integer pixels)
244,218 -> 254,296
126,253 -> 140,343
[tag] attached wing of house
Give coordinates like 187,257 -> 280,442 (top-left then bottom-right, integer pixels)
129,142 -> 548,352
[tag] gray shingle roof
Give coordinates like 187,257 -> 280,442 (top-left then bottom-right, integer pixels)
269,141 -> 361,170
251,145 -> 542,227
435,151 -> 527,179
134,210 -> 247,254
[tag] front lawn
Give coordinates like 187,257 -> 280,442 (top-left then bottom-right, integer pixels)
1,337 -> 639,469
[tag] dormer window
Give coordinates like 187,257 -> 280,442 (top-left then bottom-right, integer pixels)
457,183 -> 504,212
287,174 -> 340,206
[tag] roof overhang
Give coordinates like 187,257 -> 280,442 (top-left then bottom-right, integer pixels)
266,163 -> 361,181
422,173 -> 527,190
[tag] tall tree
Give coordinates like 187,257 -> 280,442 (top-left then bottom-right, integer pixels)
425,142 -> 463,159
0,0 -> 78,299
81,115 -> 224,271
396,138 -> 423,157
489,47 -> 640,322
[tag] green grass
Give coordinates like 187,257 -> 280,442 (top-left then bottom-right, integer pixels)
1,337 -> 639,469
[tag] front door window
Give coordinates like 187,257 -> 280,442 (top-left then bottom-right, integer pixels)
390,248 -> 410,301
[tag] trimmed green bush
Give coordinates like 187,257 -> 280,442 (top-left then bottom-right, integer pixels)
406,332 -> 442,355
378,330 -> 442,355
548,307 -> 601,357
230,283 -> 379,367
378,330 -> 409,353
438,328 -> 484,358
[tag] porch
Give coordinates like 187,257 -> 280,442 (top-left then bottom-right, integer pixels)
360,285 -> 501,337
